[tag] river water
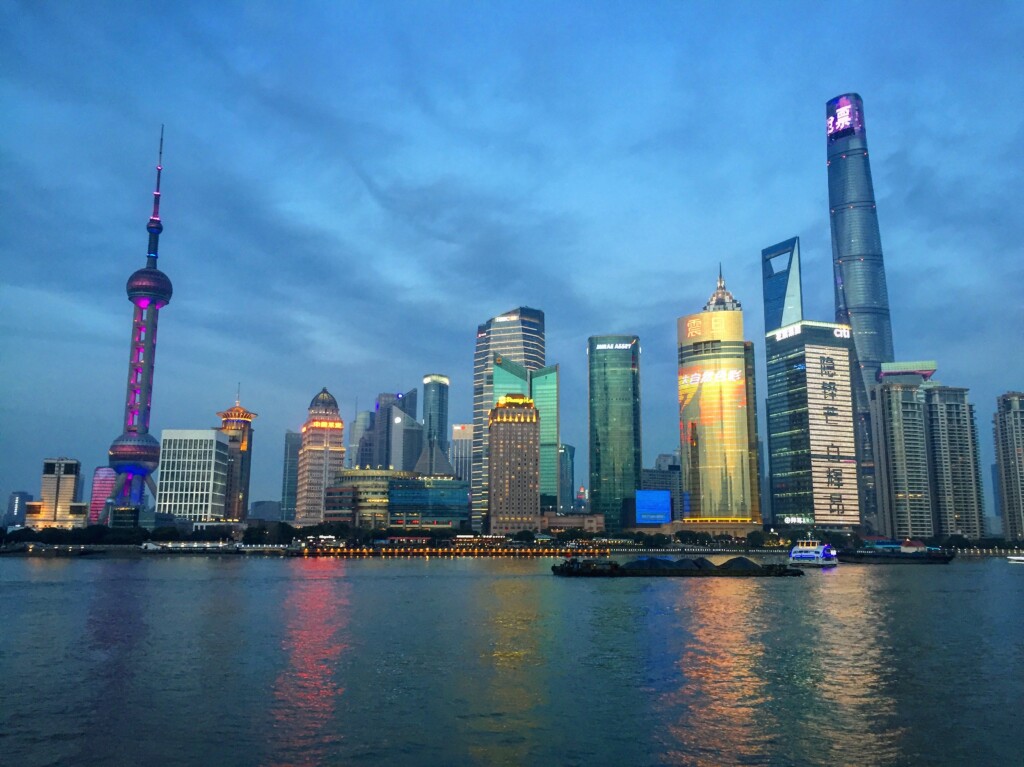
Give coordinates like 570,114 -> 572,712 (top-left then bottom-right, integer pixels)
1,555 -> 1021,766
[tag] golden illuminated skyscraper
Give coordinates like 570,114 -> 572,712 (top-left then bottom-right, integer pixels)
677,270 -> 761,535
295,388 -> 346,527
488,394 -> 540,535
217,399 -> 257,521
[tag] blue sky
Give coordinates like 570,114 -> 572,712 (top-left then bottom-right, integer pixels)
2,1 -> 1022,512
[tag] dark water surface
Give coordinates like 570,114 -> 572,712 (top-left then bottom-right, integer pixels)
1,556 -> 1021,766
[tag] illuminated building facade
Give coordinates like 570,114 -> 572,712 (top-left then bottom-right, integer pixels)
324,467 -> 413,528
155,430 -> 229,522
25,458 -> 88,529
422,374 -> 450,452
472,307 -> 545,532
389,477 -> 470,529
5,491 -> 32,527
994,392 -> 1024,541
295,388 -> 346,526
89,467 -> 118,525
107,135 -> 173,524
827,93 -> 896,530
677,273 -> 760,531
488,394 -> 541,534
280,430 -> 301,520
871,363 -> 983,540
765,321 -> 859,529
588,335 -> 642,534
448,424 -> 472,481
216,400 -> 257,521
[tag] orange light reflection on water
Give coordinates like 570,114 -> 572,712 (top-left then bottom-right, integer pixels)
268,558 -> 349,767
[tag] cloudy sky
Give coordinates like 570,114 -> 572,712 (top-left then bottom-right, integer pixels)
2,1 -> 1022,512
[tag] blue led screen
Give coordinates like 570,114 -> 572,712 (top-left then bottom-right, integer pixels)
636,490 -> 671,524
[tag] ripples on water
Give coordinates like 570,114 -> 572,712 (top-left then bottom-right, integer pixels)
1,557 -> 1021,766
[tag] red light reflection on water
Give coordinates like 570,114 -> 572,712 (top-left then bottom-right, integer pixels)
268,559 -> 349,767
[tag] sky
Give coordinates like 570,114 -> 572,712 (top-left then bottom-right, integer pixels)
2,1 -> 1022,513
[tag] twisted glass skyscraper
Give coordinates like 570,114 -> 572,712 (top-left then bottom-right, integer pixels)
827,93 -> 895,529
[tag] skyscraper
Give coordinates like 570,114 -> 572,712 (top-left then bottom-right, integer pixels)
677,272 -> 760,534
762,237 -> 804,333
764,321 -> 859,530
370,390 -> 416,469
588,335 -> 642,534
25,459 -> 88,529
216,399 -> 257,521
871,363 -> 984,540
472,307 -> 545,532
449,424 -> 473,482
827,93 -> 896,530
107,134 -> 174,525
89,467 -> 118,525
422,374 -> 450,452
390,409 -> 424,472
280,430 -> 301,521
295,388 -> 346,526
348,410 -> 374,468
558,444 -> 575,514
488,394 -> 541,535
5,491 -> 32,527
993,392 -> 1024,541
155,430 -> 230,522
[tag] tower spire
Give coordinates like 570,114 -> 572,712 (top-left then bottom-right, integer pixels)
146,126 -> 164,266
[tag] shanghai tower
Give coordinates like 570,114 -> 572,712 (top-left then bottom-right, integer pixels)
107,132 -> 173,525
827,93 -> 895,529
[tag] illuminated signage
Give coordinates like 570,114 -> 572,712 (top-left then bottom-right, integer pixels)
636,490 -> 672,525
595,343 -> 633,350
685,318 -> 703,338
679,369 -> 742,386
775,324 -> 802,341
833,327 -> 850,339
493,315 -> 516,322
826,95 -> 863,142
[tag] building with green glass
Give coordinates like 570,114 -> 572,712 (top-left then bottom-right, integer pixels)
588,335 -> 642,534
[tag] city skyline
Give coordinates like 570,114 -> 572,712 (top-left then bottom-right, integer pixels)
2,4 -> 1023,512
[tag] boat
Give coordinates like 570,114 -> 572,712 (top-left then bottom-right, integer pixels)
1008,556 -> 1024,564
788,538 -> 839,568
551,556 -> 804,577
837,539 -> 955,564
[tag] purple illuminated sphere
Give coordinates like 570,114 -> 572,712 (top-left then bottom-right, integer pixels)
127,267 -> 173,307
109,431 -> 161,474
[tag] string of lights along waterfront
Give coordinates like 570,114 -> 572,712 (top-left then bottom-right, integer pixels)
6,94 -> 1023,546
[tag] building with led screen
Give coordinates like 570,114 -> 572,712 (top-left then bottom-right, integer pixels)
765,321 -> 859,529
677,272 -> 760,533
588,335 -> 642,534
471,307 -> 545,532
827,93 -> 896,531
295,388 -> 346,527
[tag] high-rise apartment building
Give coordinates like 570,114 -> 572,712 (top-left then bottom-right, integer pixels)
422,375 -> 450,452
216,400 -> 257,521
558,444 -> 575,514
871,363 -> 984,540
295,388 -> 346,526
472,307 -> 545,532
827,93 -> 896,530
677,272 -> 760,534
449,424 -> 473,482
280,430 -> 301,520
107,137 -> 174,523
588,335 -> 642,534
155,430 -> 230,522
25,459 -> 88,529
994,392 -> 1024,541
488,394 -> 541,534
89,467 -> 118,525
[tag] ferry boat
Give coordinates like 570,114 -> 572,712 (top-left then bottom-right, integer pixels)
788,538 -> 839,568
836,540 -> 954,564
1008,556 -> 1024,564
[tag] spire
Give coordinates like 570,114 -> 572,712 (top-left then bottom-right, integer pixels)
704,265 -> 742,312
146,126 -> 164,266
236,381 -> 241,407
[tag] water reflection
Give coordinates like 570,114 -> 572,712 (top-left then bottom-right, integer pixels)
662,580 -> 776,766
267,558 -> 350,766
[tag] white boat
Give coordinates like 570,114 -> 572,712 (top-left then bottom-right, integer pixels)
1008,556 -> 1024,564
788,538 -> 839,568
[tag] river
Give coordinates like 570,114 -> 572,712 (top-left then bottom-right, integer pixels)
1,556 -> 1021,766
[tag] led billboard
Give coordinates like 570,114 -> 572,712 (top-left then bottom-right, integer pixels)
635,490 -> 672,525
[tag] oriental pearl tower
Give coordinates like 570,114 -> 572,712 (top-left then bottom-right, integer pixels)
106,131 -> 173,522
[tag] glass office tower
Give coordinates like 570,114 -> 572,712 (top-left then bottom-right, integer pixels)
472,307 -> 545,532
677,273 -> 760,528
827,93 -> 896,530
588,335 -> 642,534
762,237 -> 804,333
422,374 -> 450,452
